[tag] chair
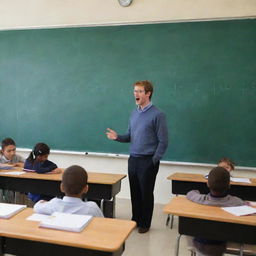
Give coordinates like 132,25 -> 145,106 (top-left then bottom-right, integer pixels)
188,242 -> 256,256
225,242 -> 256,256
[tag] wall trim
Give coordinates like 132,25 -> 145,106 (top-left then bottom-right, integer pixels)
0,16 -> 255,31
17,148 -> 256,171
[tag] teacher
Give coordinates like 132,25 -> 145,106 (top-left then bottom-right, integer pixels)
106,80 -> 168,233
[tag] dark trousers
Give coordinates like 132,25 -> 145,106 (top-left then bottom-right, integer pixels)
128,155 -> 159,228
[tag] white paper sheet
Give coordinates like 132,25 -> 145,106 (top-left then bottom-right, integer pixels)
1,171 -> 26,175
230,177 -> 251,183
222,205 -> 256,216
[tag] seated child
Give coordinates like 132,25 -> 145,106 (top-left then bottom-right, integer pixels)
0,137 -> 24,167
25,142 -> 62,203
24,142 -> 61,174
0,138 -> 24,202
187,167 -> 245,256
205,157 -> 235,178
34,165 -> 103,217
218,157 -> 235,173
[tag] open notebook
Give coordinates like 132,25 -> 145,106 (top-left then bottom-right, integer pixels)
39,212 -> 93,232
0,203 -> 27,219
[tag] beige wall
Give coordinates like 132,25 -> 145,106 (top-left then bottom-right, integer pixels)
0,0 -> 256,29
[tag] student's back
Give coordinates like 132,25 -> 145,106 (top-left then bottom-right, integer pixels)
34,196 -> 103,217
186,167 -> 245,256
187,167 -> 245,207
34,165 -> 103,217
186,191 -> 244,207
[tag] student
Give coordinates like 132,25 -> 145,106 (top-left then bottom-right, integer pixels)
25,142 -> 62,203
0,137 -> 24,167
0,138 -> 24,202
34,165 -> 103,217
187,167 -> 245,256
24,142 -> 61,174
205,157 -> 235,178
218,157 -> 235,173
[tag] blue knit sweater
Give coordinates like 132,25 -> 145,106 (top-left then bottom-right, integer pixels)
117,104 -> 168,163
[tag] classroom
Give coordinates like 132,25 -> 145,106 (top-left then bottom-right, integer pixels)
0,1 -> 256,256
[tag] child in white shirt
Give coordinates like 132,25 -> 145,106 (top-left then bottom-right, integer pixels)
34,165 -> 103,217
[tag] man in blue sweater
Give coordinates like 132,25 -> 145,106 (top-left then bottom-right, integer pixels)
106,80 -> 168,233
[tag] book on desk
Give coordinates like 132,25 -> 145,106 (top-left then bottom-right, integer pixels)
38,212 -> 93,232
0,203 -> 26,219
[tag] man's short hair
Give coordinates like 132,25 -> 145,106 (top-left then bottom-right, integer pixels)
133,80 -> 154,99
62,165 -> 88,196
208,166 -> 230,195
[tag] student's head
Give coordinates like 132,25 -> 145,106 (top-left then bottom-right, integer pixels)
28,143 -> 50,163
207,166 -> 230,196
1,137 -> 16,160
61,165 -> 88,197
133,80 -> 153,107
218,157 -> 235,172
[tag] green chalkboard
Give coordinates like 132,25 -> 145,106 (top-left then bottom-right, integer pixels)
0,19 -> 256,166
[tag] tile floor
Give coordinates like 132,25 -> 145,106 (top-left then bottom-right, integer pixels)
115,198 -> 191,256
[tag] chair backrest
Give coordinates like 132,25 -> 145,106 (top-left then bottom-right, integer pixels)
188,243 -> 256,256
225,242 -> 256,256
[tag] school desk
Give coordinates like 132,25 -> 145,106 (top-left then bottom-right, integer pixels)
168,172 -> 256,201
0,208 -> 136,256
166,172 -> 256,228
0,169 -> 126,218
163,196 -> 256,256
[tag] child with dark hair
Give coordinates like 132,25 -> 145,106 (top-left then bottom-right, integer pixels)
34,165 -> 103,217
0,137 -> 24,167
24,143 -> 61,174
25,142 -> 62,203
205,157 -> 235,179
0,138 -> 24,202
187,167 -> 246,256
218,157 -> 235,173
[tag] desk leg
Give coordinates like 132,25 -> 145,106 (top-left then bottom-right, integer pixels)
167,195 -> 177,229
166,214 -> 170,226
170,215 -> 174,229
103,197 -> 116,218
240,244 -> 244,256
175,234 -> 182,256
166,214 -> 174,229
0,237 -> 4,256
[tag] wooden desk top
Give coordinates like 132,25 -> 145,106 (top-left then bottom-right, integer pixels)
0,208 -> 136,252
0,168 -> 126,185
167,172 -> 256,187
163,196 -> 256,226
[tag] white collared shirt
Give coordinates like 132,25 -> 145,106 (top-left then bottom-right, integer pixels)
34,196 -> 104,217
137,102 -> 153,112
